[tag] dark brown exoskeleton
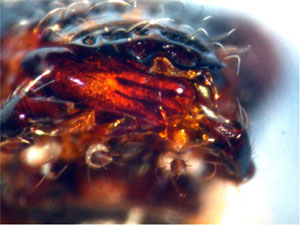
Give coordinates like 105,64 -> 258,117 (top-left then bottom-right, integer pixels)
0,0 -> 255,223
0,20 -> 254,180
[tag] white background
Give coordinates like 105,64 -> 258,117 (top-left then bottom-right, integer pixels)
190,0 -> 299,224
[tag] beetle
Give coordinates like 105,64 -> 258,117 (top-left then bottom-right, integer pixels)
0,0 -> 254,223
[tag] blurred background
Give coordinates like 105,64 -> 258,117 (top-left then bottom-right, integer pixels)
191,0 -> 299,224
